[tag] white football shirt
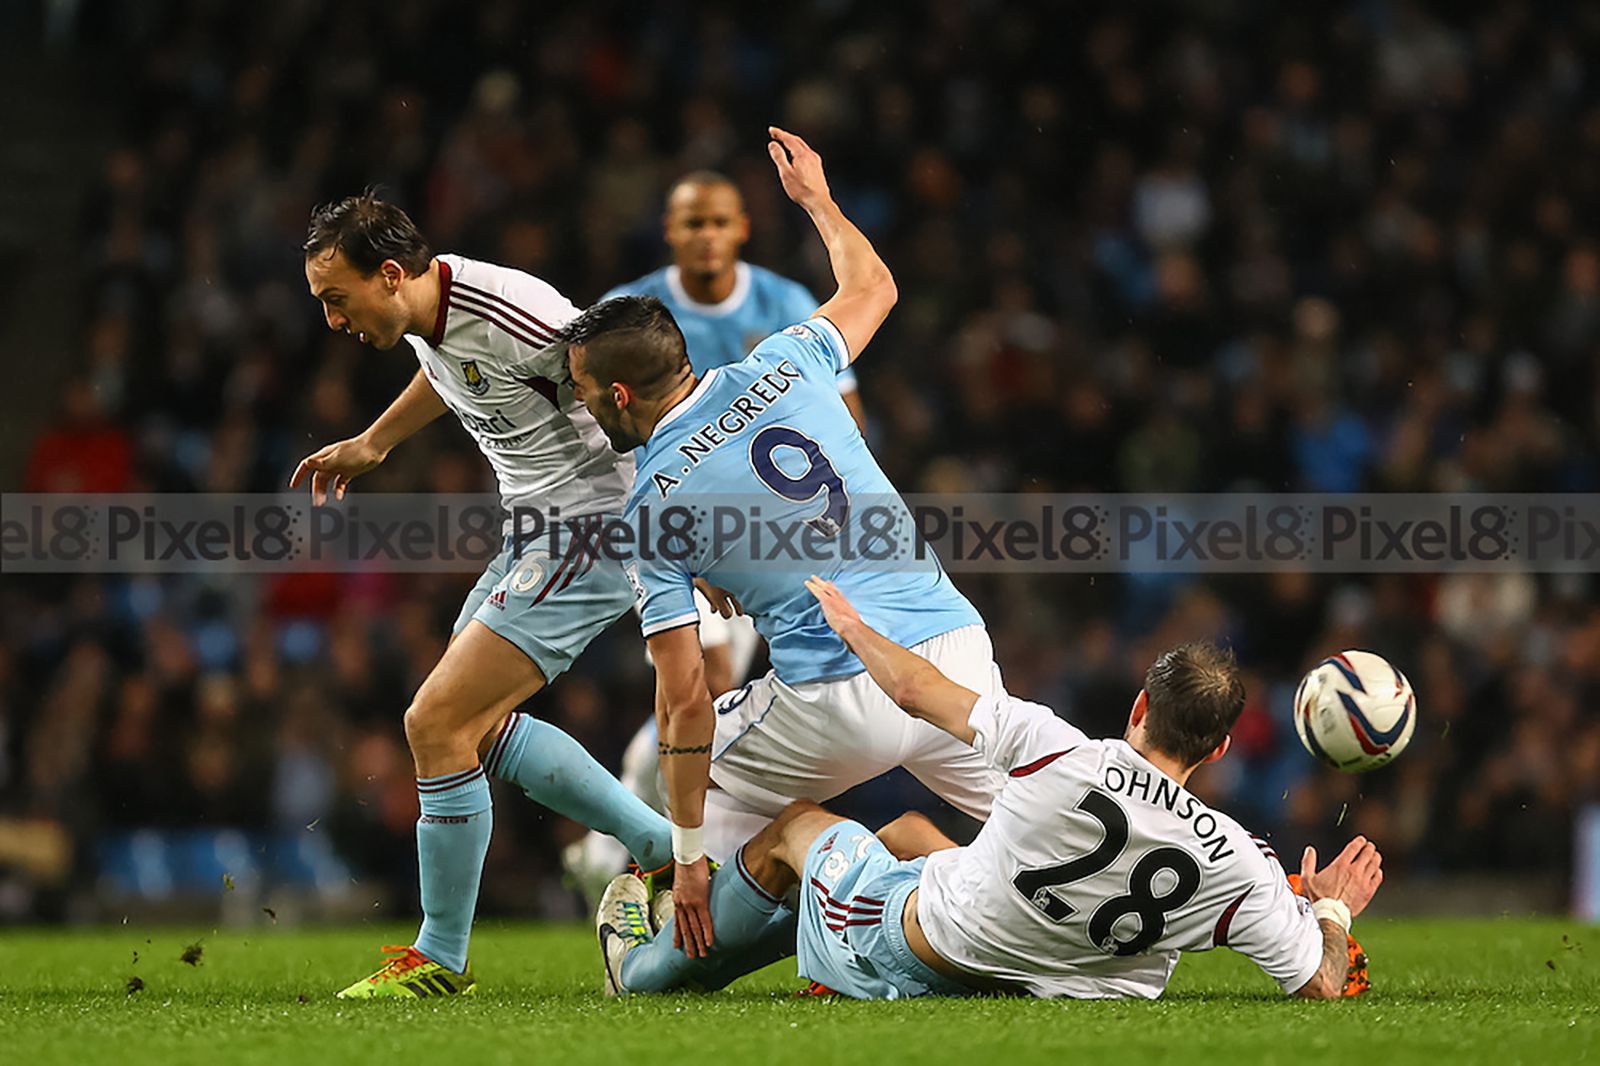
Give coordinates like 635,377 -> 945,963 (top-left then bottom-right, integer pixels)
916,693 -> 1323,999
406,254 -> 633,519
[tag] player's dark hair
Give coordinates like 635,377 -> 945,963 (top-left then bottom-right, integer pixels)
558,295 -> 690,401
1142,642 -> 1246,768
303,189 -> 433,277
666,170 -> 740,203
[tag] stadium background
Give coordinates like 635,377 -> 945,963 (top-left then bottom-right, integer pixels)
1,0 -> 1597,926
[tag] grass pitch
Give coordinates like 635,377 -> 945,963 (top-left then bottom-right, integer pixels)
0,918 -> 1594,1065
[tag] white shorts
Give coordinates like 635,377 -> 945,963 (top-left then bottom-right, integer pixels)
702,625 -> 1007,862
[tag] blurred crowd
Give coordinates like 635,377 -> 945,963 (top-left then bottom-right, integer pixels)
4,0 -> 1599,919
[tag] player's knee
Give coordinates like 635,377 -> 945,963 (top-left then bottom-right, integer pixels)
876,811 -> 937,860
772,800 -> 850,870
779,798 -> 825,819
403,690 -> 473,758
879,811 -> 960,859
774,799 -> 827,833
743,801 -> 822,866
878,810 -> 935,836
402,699 -> 436,752
738,810 -> 817,898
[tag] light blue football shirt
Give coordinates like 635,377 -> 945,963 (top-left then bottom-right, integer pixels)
624,316 -> 978,684
603,262 -> 859,393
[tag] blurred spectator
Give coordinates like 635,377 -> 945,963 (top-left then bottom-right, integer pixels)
24,378 -> 133,493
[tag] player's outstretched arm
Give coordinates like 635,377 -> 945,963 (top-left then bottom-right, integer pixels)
645,623 -> 718,959
806,576 -> 980,743
1293,837 -> 1384,999
768,127 -> 897,362
289,368 -> 447,504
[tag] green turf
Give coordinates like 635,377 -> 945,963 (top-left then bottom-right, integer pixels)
0,918 -> 1594,1065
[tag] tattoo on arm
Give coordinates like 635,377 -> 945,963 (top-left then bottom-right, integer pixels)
1297,918 -> 1350,999
657,742 -> 712,756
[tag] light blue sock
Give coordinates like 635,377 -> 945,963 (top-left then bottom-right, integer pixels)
485,712 -> 671,868
620,848 -> 795,993
412,766 -> 492,974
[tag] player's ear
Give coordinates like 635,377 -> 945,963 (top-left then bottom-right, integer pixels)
1128,689 -> 1149,730
1201,734 -> 1231,765
380,259 -> 405,292
611,381 -> 632,410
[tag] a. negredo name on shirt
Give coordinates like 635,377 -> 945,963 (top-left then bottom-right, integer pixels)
648,359 -> 803,498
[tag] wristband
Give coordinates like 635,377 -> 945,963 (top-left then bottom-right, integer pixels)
672,823 -> 705,865
1311,898 -> 1352,933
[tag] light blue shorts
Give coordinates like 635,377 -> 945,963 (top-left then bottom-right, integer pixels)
452,535 -> 634,683
796,820 -> 972,1000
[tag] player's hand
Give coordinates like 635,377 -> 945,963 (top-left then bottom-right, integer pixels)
806,576 -> 862,638
289,435 -> 386,505
695,579 -> 744,618
1298,836 -> 1384,919
671,856 -> 714,959
1287,869 -> 1372,995
768,127 -> 832,211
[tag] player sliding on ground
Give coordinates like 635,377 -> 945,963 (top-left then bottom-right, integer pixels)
561,128 -> 1011,960
295,194 -> 672,998
597,578 -> 1381,1001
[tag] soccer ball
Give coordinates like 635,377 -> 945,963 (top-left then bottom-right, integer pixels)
1292,650 -> 1416,772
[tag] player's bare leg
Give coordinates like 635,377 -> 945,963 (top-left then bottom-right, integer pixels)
875,812 -> 958,861
407,621 -> 546,778
740,801 -> 845,895
338,624 -> 544,999
343,622 -> 670,999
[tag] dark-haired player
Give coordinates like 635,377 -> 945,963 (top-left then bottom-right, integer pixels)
295,194 -> 671,998
598,579 -> 1382,1002
564,170 -> 867,902
561,129 -> 1008,959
